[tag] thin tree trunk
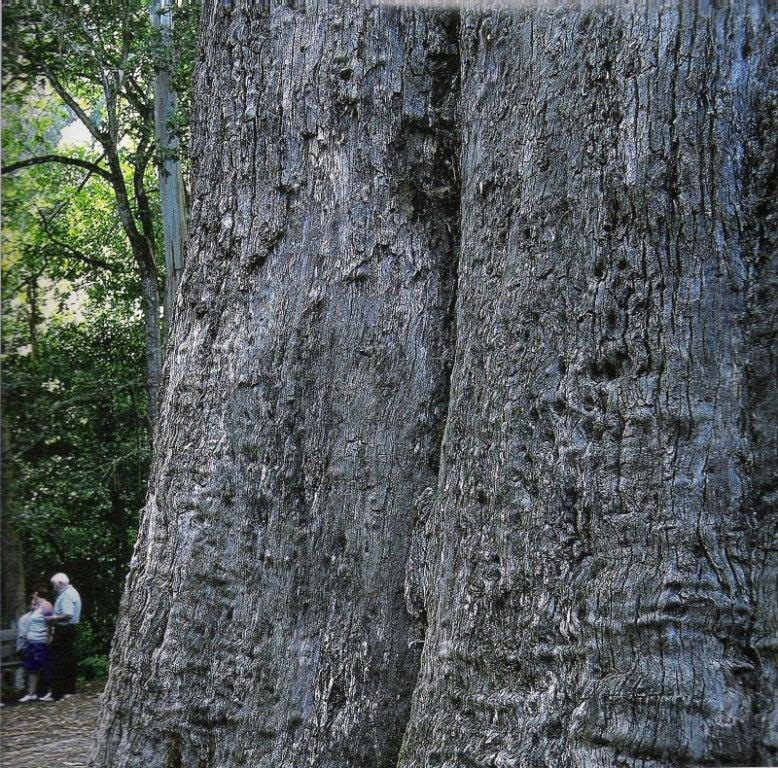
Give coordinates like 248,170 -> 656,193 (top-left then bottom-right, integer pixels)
149,0 -> 188,333
92,2 -> 458,766
101,146 -> 164,425
400,3 -> 777,767
138,267 -> 163,425
1,418 -> 25,626
25,276 -> 39,364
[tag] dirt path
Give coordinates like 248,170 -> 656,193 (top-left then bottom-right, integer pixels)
0,683 -> 103,768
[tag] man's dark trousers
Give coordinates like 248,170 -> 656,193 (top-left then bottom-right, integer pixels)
49,624 -> 77,700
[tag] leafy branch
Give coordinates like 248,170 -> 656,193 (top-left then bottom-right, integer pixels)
2,153 -> 115,184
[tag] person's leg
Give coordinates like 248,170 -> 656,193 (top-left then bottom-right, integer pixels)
20,666 -> 38,701
63,625 -> 77,695
20,646 -> 40,701
48,627 -> 65,700
39,645 -> 50,696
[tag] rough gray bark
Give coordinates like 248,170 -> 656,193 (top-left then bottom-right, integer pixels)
94,1 -> 776,767
400,3 -> 777,767
746,12 -> 778,759
92,1 -> 458,766
150,0 -> 188,333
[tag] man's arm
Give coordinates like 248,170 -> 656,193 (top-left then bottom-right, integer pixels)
46,613 -> 72,623
46,591 -> 75,622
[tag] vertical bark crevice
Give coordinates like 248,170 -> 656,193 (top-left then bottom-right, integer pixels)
403,4 -> 462,656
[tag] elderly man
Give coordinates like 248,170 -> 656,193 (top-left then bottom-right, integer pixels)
40,572 -> 82,702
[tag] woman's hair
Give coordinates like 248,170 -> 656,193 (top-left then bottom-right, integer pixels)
33,584 -> 50,601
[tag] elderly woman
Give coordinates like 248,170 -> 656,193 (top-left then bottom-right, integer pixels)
17,586 -> 53,703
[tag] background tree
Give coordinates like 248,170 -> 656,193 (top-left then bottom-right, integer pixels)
149,0 -> 189,331
2,97 -> 152,669
3,0 -> 199,422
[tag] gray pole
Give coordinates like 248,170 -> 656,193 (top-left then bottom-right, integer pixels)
150,0 -> 187,336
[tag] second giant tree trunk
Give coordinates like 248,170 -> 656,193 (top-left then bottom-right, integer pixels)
400,3 -> 776,767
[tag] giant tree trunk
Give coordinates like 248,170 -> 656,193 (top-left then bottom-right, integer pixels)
94,2 -> 775,767
92,1 -> 458,766
400,3 -> 776,767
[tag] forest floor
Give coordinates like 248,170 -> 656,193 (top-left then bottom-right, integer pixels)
0,681 -> 103,767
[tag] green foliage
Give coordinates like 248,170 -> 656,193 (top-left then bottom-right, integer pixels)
169,0 -> 202,154
2,101 -> 149,656
79,654 -> 111,681
3,0 -> 201,164
1,100 -> 141,312
2,170 -> 153,649
3,314 -> 150,651
75,622 -> 111,680
4,1 -> 148,148
0,0 -> 202,652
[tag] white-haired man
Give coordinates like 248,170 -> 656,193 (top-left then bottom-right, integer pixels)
40,572 -> 81,702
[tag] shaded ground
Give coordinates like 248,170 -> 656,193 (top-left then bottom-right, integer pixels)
0,682 -> 103,767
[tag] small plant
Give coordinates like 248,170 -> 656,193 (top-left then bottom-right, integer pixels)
78,654 -> 109,682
